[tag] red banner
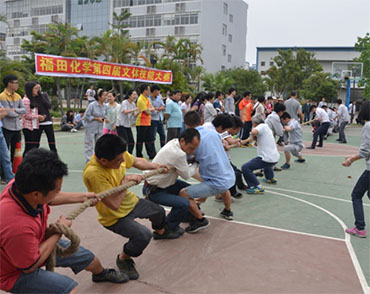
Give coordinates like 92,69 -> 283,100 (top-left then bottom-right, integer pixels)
35,53 -> 173,84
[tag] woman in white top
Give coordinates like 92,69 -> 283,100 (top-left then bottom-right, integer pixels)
103,91 -> 120,135
252,96 -> 266,120
180,94 -> 192,131
116,89 -> 140,154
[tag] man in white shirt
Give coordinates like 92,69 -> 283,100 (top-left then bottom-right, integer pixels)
143,128 -> 209,234
203,93 -> 217,123
307,105 -> 330,149
318,97 -> 327,108
85,84 -> 96,104
336,99 -> 350,144
349,101 -> 357,124
241,116 -> 280,194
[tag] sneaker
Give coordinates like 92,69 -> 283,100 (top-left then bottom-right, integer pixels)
246,186 -> 265,194
116,256 -> 139,280
92,268 -> 129,283
345,227 -> 367,238
295,159 -> 306,163
173,226 -> 185,236
263,178 -> 278,184
185,218 -> 210,233
220,208 -> 234,220
281,163 -> 290,170
153,226 -> 181,240
231,192 -> 243,199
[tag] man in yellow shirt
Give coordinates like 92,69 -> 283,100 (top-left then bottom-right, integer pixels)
83,134 -> 178,281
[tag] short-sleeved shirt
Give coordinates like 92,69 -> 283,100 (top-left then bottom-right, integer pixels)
287,119 -> 302,144
150,95 -> 165,121
165,99 -> 182,128
83,152 -> 138,227
86,89 -> 96,102
255,123 -> 280,163
136,94 -> 151,126
284,98 -> 301,121
117,100 -> 136,128
0,181 -> 49,291
239,99 -> 252,122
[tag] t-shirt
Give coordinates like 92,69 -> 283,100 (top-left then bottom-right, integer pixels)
239,99 -> 252,122
284,98 -> 301,121
287,119 -> 302,144
86,89 -> 96,102
103,103 -> 120,130
117,100 -> 136,128
83,152 -> 138,227
337,104 -> 350,123
0,181 -> 49,291
165,99 -> 182,128
136,94 -> 151,126
255,123 -> 280,163
180,102 -> 190,119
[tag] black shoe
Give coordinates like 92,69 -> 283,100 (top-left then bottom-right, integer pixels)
317,145 -> 323,147
295,159 -> 306,163
185,218 -> 210,233
92,268 -> 129,283
273,167 -> 282,172
307,146 -> 315,149
173,225 -> 185,236
231,192 -> 243,199
153,226 -> 181,240
254,171 -> 264,177
220,208 -> 233,220
237,185 -> 247,190
116,256 -> 139,280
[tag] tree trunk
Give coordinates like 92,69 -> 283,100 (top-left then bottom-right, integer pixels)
79,78 -> 86,109
66,79 -> 71,110
56,78 -> 65,116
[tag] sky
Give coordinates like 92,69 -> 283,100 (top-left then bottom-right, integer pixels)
244,0 -> 370,64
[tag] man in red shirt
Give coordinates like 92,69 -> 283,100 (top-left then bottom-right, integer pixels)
239,91 -> 253,143
0,149 -> 127,294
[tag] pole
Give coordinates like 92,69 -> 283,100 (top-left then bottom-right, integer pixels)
345,78 -> 351,108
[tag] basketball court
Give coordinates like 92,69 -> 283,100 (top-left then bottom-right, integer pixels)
2,124 -> 369,293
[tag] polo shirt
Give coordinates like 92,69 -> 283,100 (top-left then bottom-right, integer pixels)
0,180 -> 49,291
83,152 -> 138,227
239,99 -> 252,122
165,99 -> 182,128
136,94 -> 151,126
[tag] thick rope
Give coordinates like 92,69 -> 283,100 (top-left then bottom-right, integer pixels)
46,167 -> 167,271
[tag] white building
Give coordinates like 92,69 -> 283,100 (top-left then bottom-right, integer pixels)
0,0 -> 6,52
4,0 -> 248,73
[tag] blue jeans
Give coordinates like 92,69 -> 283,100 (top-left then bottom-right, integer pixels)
351,170 -> 370,230
0,128 -> 14,183
150,120 -> 166,150
241,157 -> 276,187
338,121 -> 348,142
146,180 -> 190,230
10,240 -> 94,294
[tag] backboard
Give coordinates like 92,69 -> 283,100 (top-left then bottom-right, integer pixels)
331,62 -> 363,81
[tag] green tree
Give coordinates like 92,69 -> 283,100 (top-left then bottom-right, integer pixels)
355,33 -> 370,99
223,68 -> 266,96
201,72 -> 234,92
300,72 -> 340,102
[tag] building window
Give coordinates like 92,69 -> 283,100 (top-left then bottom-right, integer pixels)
13,19 -> 20,27
32,17 -> 39,25
221,65 -> 226,71
228,54 -> 231,62
228,34 -> 232,43
222,24 -> 227,36
175,26 -> 185,35
229,14 -> 233,22
14,38 -> 20,45
147,5 -> 156,14
222,45 -> 226,56
51,15 -> 59,23
176,3 -> 185,12
261,61 -> 265,66
269,61 -> 274,66
137,16 -> 145,27
223,2 -> 228,15
146,28 -> 155,36
190,13 -> 198,24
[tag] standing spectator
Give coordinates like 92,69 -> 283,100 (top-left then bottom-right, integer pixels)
239,91 -> 253,142
0,103 -> 14,183
165,90 -> 182,142
116,90 -> 139,154
336,99 -> 350,144
224,87 -> 236,114
84,88 -> 108,162
85,84 -> 96,104
252,95 -> 266,120
33,82 -> 57,153
213,91 -> 224,113
318,97 -> 327,108
203,92 -> 217,123
284,91 -> 303,122
181,94 -> 192,131
302,99 -> 312,122
136,84 -> 156,159
103,91 -> 120,135
60,110 -> 75,132
342,100 -> 370,238
0,75 -> 26,163
349,101 -> 357,124
307,105 -> 330,149
265,96 -> 273,117
149,85 -> 166,152
22,82 -> 46,156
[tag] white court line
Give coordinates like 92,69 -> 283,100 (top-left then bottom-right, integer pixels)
267,190 -> 369,294
266,187 -> 370,207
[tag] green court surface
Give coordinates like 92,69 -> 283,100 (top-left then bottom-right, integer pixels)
2,124 -> 369,293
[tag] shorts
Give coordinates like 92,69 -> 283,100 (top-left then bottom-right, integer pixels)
184,182 -> 227,199
284,143 -> 303,157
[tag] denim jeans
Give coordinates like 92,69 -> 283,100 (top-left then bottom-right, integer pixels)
150,120 -> 166,149
0,128 -> 14,182
146,179 -> 190,230
351,170 -> 369,230
241,157 -> 276,187
338,121 -> 348,142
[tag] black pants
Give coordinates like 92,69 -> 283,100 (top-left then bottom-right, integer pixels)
311,122 -> 330,148
105,199 -> 165,257
229,162 -> 246,195
2,128 -> 21,162
22,128 -> 37,157
241,121 -> 252,140
166,128 -> 181,143
117,126 -> 135,154
136,126 -> 155,158
33,124 -> 57,153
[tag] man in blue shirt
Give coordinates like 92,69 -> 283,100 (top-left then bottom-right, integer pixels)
165,90 -> 182,142
180,111 -> 235,231
149,85 -> 166,153
0,102 -> 14,183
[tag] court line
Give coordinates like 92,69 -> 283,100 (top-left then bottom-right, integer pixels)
266,190 -> 369,294
266,187 -> 370,207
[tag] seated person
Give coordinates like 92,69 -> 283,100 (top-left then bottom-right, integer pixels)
144,128 -> 208,234
0,148 -> 127,294
82,134 -> 176,281
61,110 -> 76,132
